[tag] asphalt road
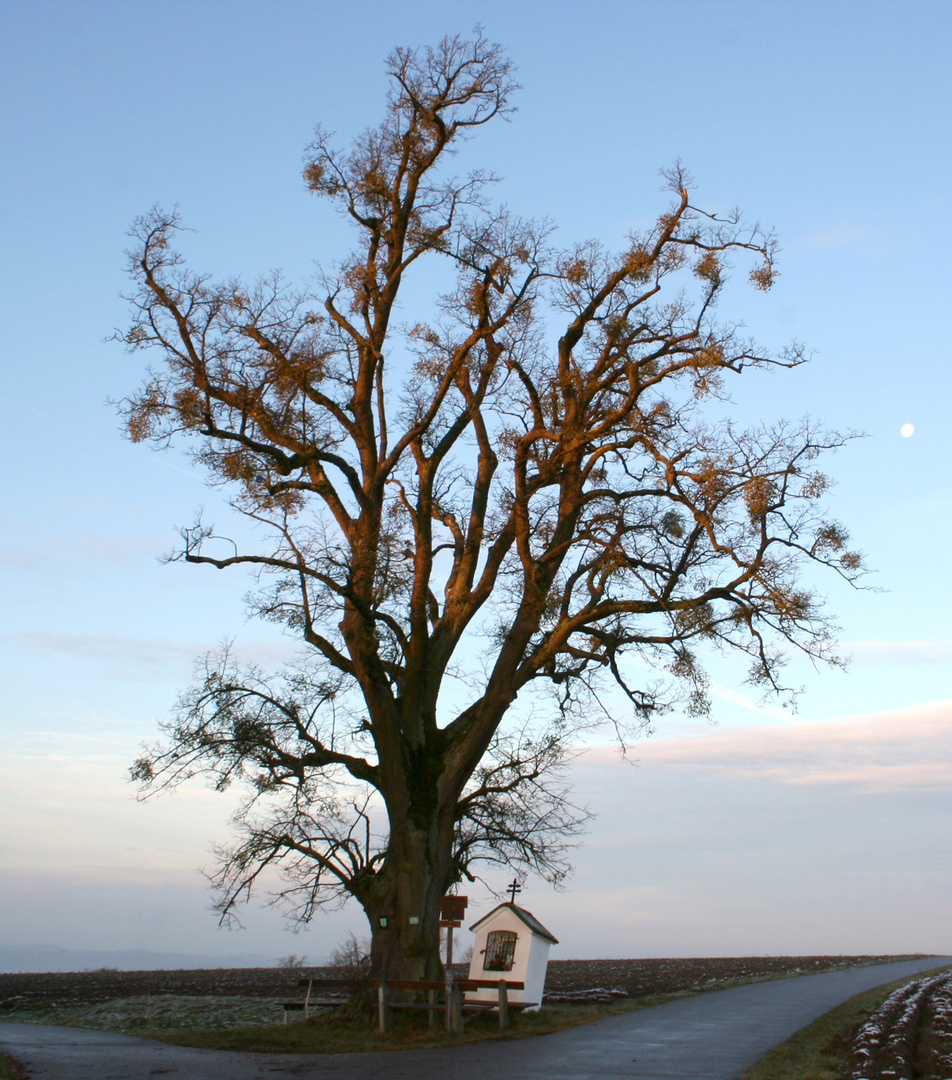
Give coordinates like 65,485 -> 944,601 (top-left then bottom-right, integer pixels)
1,956 -> 949,1080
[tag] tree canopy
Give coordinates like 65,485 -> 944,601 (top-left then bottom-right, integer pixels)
122,32 -> 863,978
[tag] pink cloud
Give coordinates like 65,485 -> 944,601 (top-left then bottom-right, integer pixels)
583,700 -> 952,795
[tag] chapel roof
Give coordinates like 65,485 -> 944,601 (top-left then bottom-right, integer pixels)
469,901 -> 559,943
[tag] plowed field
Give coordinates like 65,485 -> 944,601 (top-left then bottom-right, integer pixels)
845,970 -> 952,1079
0,955 -> 904,1016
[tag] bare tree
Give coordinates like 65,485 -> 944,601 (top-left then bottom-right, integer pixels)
121,32 -> 863,980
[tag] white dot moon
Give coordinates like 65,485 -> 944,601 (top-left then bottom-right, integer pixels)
900,423 -> 915,438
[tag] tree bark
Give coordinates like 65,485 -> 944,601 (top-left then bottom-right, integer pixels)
361,813 -> 454,979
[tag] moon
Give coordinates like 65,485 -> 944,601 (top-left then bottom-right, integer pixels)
900,423 -> 915,438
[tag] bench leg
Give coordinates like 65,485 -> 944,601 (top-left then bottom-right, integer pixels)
378,982 -> 390,1034
451,981 -> 463,1033
445,978 -> 463,1033
497,980 -> 510,1029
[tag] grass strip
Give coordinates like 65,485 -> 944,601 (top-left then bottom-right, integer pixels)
137,957 -> 931,1054
739,965 -> 952,1080
141,971 -> 877,1054
142,999 -> 640,1052
139,969 -> 909,1054
0,1051 -> 29,1080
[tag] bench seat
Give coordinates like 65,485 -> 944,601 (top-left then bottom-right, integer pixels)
280,977 -> 351,1022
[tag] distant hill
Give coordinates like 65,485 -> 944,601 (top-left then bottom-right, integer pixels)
0,943 -> 277,973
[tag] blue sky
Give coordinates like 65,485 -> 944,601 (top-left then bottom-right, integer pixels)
1,0 -> 951,965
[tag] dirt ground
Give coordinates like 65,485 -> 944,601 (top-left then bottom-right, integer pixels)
0,956 -> 904,1016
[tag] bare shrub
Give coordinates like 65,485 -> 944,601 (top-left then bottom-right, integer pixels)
328,933 -> 371,992
276,953 -> 308,970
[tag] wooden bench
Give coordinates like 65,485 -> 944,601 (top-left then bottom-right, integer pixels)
371,977 -> 529,1033
459,977 -> 537,1029
280,977 -> 351,1022
370,978 -> 445,1032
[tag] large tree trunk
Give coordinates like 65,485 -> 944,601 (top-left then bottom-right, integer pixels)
360,809 -> 457,980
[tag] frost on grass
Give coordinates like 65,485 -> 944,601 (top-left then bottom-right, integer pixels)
9,995 -> 291,1032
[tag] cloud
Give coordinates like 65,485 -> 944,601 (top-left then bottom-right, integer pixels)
708,681 -> 796,722
0,532 -> 160,570
842,639 -> 952,665
799,224 -> 888,258
582,699 -> 952,795
12,632 -> 299,680
801,224 -> 870,250
18,632 -> 198,677
0,735 -> 244,876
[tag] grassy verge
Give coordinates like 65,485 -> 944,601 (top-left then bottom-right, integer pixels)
133,962 -> 925,1054
130,968 -> 894,1053
739,964 -> 952,1080
0,1051 -> 29,1080
3,993 -> 286,1033
140,999 -> 640,1052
